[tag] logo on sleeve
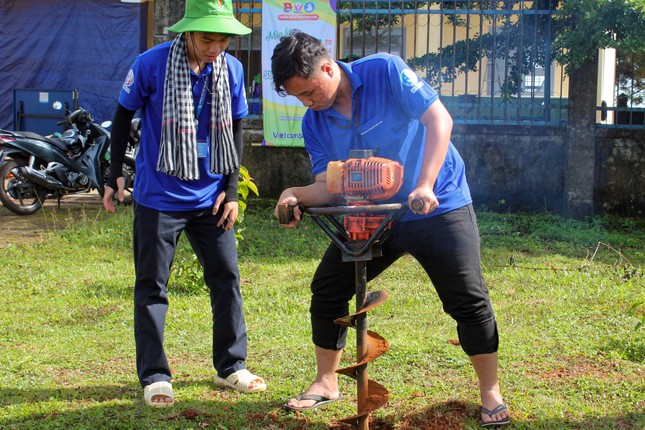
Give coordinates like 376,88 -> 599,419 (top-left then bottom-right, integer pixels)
123,69 -> 135,94
401,69 -> 424,94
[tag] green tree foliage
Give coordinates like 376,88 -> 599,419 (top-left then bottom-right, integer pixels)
554,0 -> 645,71
409,1 -> 558,99
340,1 -> 644,98
556,0 -> 645,105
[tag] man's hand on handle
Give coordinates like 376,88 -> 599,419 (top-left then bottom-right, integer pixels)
408,184 -> 439,215
274,192 -> 302,228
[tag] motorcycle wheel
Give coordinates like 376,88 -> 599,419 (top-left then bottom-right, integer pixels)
99,155 -> 135,205
0,159 -> 48,215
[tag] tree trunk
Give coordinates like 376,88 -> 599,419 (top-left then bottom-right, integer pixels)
563,55 -> 598,219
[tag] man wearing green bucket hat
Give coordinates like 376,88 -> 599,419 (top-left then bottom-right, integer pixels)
103,0 -> 265,407
168,0 -> 252,35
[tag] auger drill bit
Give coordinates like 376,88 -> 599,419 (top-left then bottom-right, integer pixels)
334,290 -> 390,428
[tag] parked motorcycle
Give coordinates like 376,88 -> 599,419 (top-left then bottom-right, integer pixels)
128,117 -> 141,160
0,107 -> 135,215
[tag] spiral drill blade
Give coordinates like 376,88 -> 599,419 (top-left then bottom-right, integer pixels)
336,379 -> 390,426
334,290 -> 389,328
334,290 -> 390,427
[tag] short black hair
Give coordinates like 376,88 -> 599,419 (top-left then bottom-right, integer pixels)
271,30 -> 330,96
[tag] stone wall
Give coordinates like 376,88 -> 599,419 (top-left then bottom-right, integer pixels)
243,121 -> 644,217
452,125 -> 568,214
242,120 -> 315,199
243,124 -> 558,210
152,0 -> 183,45
595,128 -> 645,216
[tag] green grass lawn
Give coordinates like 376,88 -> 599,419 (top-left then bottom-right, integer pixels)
0,200 -> 643,429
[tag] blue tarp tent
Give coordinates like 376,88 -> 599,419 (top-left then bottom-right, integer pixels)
0,0 -> 149,131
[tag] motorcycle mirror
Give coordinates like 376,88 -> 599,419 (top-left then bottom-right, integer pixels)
101,121 -> 112,128
52,101 -> 63,110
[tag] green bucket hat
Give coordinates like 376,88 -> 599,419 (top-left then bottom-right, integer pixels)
168,0 -> 251,35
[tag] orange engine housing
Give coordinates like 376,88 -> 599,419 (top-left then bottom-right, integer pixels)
344,214 -> 387,241
327,157 -> 404,201
327,156 -> 404,241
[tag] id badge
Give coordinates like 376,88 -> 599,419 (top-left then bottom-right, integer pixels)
197,139 -> 208,158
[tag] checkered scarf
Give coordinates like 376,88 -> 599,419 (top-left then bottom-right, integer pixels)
157,34 -> 239,180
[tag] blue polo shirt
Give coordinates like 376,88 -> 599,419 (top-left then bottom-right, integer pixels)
302,53 -> 472,221
118,42 -> 248,212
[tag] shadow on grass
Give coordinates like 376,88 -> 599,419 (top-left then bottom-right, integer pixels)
83,281 -> 133,300
0,380 -> 334,430
365,400 -> 644,430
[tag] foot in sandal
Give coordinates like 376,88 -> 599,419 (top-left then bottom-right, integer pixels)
480,388 -> 510,426
143,381 -> 174,407
284,379 -> 341,411
213,369 -> 266,393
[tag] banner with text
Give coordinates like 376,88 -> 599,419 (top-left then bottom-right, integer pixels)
261,0 -> 336,147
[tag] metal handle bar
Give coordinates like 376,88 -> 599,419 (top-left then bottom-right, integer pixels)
305,198 -> 424,216
304,199 -> 423,258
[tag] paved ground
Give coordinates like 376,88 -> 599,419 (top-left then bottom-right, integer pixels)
0,191 -> 103,246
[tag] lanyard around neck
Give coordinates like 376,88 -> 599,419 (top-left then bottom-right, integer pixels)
195,73 -> 210,120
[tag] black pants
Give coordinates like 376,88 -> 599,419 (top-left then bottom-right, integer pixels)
132,203 -> 248,388
310,204 -> 498,356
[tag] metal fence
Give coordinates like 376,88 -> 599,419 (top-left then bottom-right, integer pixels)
232,1 -> 641,128
336,1 -> 568,126
596,49 -> 645,128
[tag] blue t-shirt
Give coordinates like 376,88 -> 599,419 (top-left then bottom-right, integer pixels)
118,42 -> 248,211
302,53 -> 472,221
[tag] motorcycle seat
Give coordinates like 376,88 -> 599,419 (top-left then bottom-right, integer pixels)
18,131 -> 68,152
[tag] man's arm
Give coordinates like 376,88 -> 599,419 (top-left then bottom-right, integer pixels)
107,104 -> 136,189
408,100 -> 453,214
223,119 -> 243,203
103,103 -> 136,212
273,172 -> 343,227
212,119 -> 244,231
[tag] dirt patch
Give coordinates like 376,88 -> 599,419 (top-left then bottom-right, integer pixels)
535,355 -> 637,383
339,400 -> 472,430
0,191 -> 102,246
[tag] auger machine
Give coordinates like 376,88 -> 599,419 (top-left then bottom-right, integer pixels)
279,150 -> 423,430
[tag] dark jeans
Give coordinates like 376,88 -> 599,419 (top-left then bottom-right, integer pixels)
133,203 -> 248,388
310,204 -> 498,356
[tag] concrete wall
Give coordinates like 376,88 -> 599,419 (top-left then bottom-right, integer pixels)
595,128 -> 645,215
243,126 -> 556,208
152,0 -> 183,45
243,120 -> 644,217
452,125 -> 568,214
242,121 -> 315,199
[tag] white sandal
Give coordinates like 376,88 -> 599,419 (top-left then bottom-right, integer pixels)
213,369 -> 267,394
143,381 -> 174,407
